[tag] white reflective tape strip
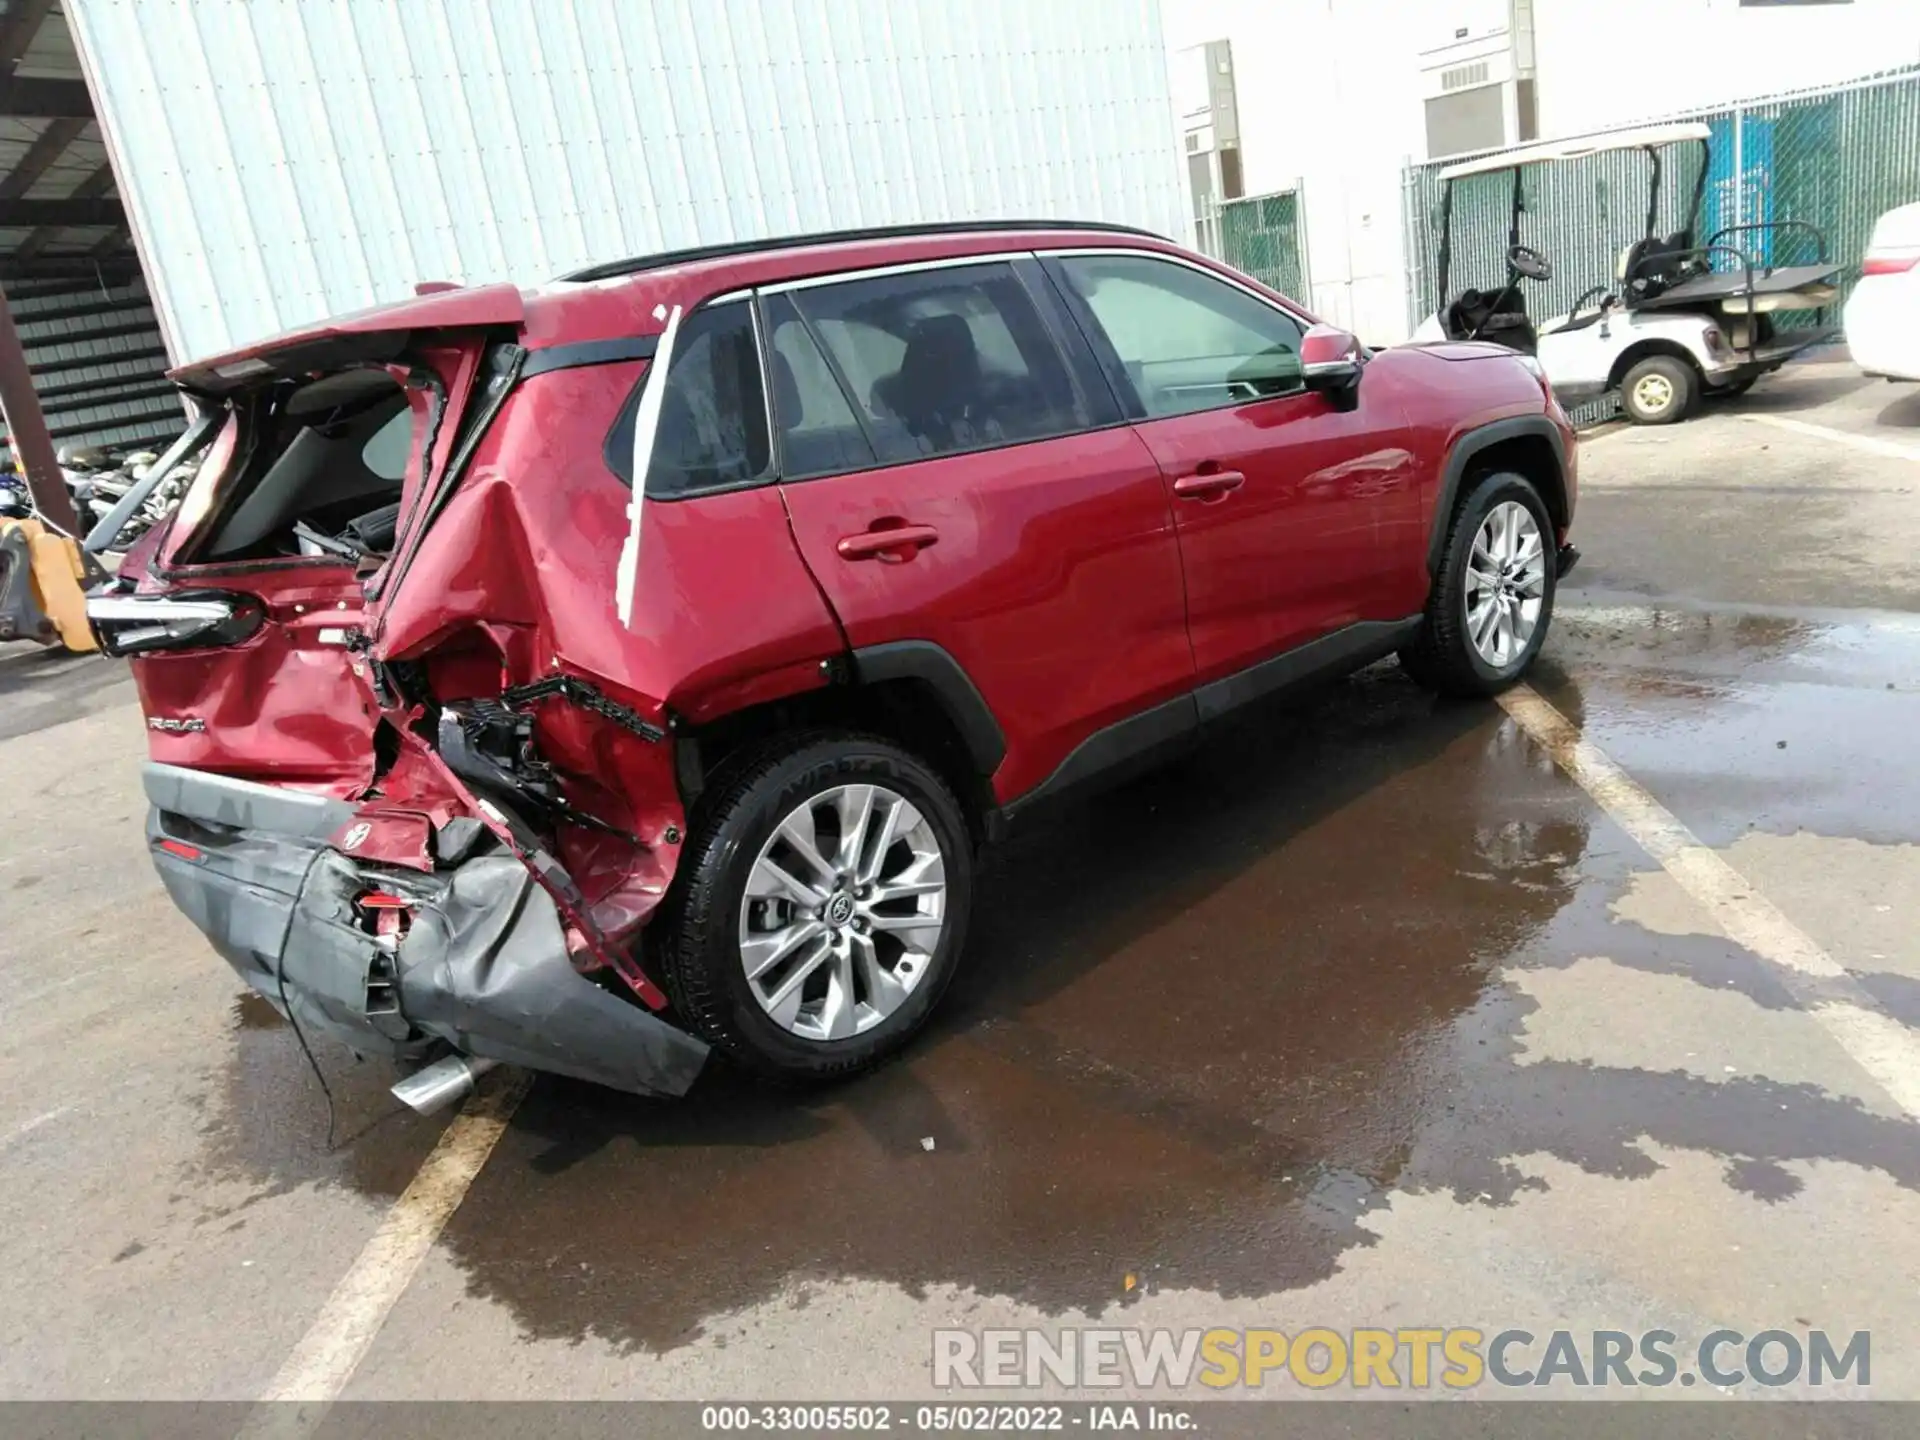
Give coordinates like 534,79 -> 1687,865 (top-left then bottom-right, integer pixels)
615,302 -> 682,629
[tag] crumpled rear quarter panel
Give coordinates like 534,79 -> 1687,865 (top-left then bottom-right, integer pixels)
366,360 -> 845,934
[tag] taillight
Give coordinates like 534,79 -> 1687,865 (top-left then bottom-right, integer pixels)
1862,254 -> 1919,277
85,589 -> 264,656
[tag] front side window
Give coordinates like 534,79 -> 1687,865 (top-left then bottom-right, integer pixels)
787,262 -> 1087,464
610,301 -> 771,498
1056,254 -> 1306,418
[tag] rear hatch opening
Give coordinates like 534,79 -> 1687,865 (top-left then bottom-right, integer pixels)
94,294 -> 709,1098
163,366 -> 417,573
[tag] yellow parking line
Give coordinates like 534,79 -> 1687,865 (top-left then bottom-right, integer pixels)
1744,413 -> 1920,463
236,1069 -> 529,1432
1499,684 -> 1920,1118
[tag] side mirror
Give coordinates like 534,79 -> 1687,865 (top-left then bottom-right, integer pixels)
1301,324 -> 1367,408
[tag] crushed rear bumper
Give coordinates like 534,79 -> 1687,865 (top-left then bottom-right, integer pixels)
144,762 -> 707,1098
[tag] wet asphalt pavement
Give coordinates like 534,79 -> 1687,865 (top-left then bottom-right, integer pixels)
3,363 -> 1920,1415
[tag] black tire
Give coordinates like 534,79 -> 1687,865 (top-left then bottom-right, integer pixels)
1619,354 -> 1697,425
657,731 -> 973,1081
1399,470 -> 1557,698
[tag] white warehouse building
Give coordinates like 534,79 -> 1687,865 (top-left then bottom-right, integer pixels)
54,0 -> 1189,364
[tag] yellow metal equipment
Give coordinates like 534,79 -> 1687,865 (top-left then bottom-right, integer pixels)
0,515 -> 99,653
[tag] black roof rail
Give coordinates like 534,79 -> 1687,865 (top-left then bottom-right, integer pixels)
557,219 -> 1171,284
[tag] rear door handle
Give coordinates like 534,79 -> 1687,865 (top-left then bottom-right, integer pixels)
1172,470 -> 1246,501
837,524 -> 940,562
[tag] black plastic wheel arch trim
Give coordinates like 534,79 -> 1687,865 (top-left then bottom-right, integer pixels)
849,640 -> 1007,775
1426,415 -> 1568,576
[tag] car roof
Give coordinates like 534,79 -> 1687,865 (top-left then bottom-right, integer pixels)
518,220 -> 1195,348
168,221 -> 1204,381
556,219 -> 1169,284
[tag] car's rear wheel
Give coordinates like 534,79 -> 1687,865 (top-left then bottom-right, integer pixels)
1620,354 -> 1697,424
657,732 -> 973,1081
1399,470 -> 1556,698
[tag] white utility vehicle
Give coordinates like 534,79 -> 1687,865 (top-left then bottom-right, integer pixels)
1411,123 -> 1843,424
1844,201 -> 1920,382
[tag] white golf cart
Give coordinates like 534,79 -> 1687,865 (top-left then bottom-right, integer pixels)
1411,123 -> 1843,424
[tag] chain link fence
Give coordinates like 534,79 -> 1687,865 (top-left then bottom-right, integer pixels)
1402,66 -> 1920,343
1211,188 -> 1310,303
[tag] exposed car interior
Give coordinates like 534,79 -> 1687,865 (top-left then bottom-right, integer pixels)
184,369 -> 415,563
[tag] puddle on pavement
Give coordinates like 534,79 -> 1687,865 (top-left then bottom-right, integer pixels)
184,988 -> 448,1217
1533,604 -> 1920,847
176,601 -> 1920,1352
1614,829 -> 1920,1027
396,659 -> 1920,1354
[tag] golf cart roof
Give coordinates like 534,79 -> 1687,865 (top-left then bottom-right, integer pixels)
1438,122 -> 1713,181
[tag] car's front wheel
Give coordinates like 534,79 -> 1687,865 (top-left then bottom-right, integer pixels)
1399,470 -> 1557,698
658,733 -> 973,1081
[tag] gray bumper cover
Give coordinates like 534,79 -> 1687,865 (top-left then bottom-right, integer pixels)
144,762 -> 707,1098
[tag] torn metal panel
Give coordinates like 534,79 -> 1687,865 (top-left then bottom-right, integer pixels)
398,854 -> 707,1097
143,763 -> 708,1098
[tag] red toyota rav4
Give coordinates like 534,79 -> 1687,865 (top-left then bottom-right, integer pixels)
89,222 -> 1576,1108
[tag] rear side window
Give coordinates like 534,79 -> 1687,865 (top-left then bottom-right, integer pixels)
786,262 -> 1087,464
1055,254 -> 1306,418
763,293 -> 878,480
609,300 -> 771,498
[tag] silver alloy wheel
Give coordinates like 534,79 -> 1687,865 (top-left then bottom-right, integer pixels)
737,783 -> 947,1042
1464,500 -> 1547,670
1632,371 -> 1675,416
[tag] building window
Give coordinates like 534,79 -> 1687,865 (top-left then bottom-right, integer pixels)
1219,146 -> 1245,201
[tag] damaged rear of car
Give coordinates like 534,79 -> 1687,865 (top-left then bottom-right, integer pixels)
102,223 -> 1560,1111
89,281 -> 749,1109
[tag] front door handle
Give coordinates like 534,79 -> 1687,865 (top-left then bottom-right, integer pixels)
1172,470 -> 1246,501
837,524 -> 940,562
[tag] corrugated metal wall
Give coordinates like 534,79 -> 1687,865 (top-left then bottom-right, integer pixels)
2,274 -> 177,453
66,0 -> 1188,362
